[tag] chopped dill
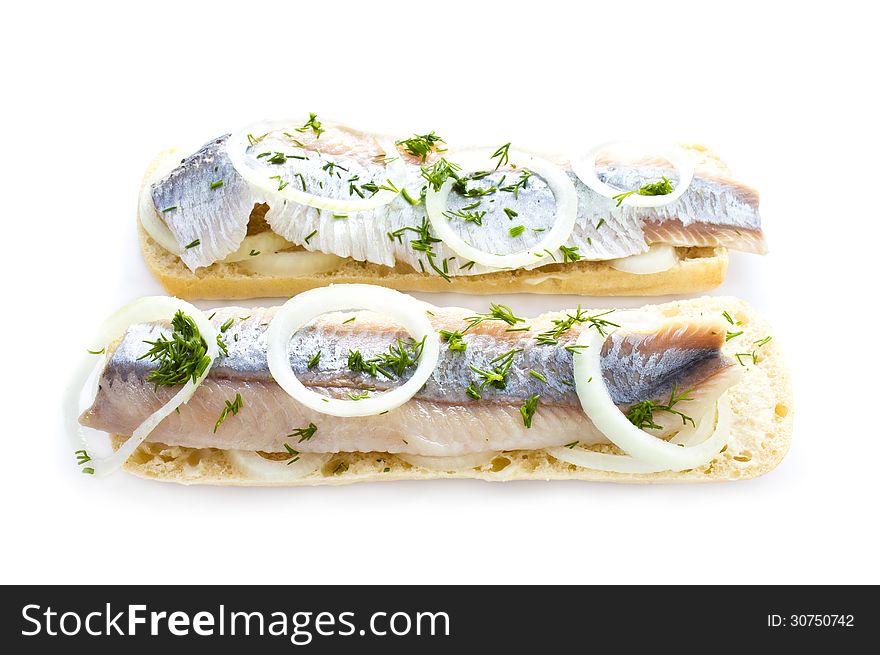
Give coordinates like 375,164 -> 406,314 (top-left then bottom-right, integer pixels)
283,443 -> 300,464
520,394 -> 540,428
307,351 -> 321,369
440,329 -> 468,352
464,303 -> 525,331
138,310 -> 211,388
559,245 -> 581,263
492,142 -> 511,170
536,308 -> 618,346
214,393 -> 243,433
625,385 -> 695,430
288,422 -> 317,443
420,158 -> 462,191
295,112 -> 325,138
612,176 -> 674,207
396,131 -> 444,162
74,449 -> 94,475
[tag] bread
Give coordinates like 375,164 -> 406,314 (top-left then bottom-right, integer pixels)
138,147 -> 731,299
110,295 -> 792,485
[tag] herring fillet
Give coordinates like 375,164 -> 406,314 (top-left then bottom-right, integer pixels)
149,126 -> 765,274
79,307 -> 740,457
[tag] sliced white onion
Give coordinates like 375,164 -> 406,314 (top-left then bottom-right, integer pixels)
138,176 -> 182,255
425,148 -> 577,270
398,451 -> 499,472
522,274 -> 567,286
237,250 -> 345,276
65,297 -> 219,477
221,232 -> 295,263
548,395 -> 730,473
267,284 -> 440,418
609,244 -> 678,274
226,119 -> 406,213
573,318 -> 732,472
226,450 -> 330,481
669,398 -> 719,446
571,142 -> 694,208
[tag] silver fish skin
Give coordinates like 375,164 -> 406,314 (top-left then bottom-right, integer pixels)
150,136 -> 265,270
149,126 -> 765,273
80,307 -> 740,456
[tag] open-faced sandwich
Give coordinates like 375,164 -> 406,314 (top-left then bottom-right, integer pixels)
70,285 -> 791,485
139,116 -> 766,299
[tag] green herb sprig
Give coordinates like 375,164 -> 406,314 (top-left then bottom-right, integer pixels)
625,385 -> 694,430
138,311 -> 211,388
612,176 -> 674,207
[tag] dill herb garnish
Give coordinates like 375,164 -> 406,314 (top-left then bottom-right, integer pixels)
307,351 -> 321,369
520,394 -> 540,428
499,170 -> 532,198
74,449 -> 94,475
612,176 -> 674,207
347,336 -> 427,379
443,207 -> 487,225
269,175 -> 288,191
138,311 -> 211,388
559,245 -> 581,263
184,239 -> 200,249
492,142 -> 511,170
396,131 -> 444,162
283,443 -> 300,464
439,329 -> 468,352
214,393 -> 243,433
625,385 -> 695,430
536,308 -> 618,346
288,422 -> 317,443
469,348 -> 521,391
420,158 -> 462,191
295,112 -> 325,138
464,303 -> 525,331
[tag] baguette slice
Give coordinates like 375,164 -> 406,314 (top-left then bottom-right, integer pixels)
109,296 -> 792,486
138,147 -> 732,300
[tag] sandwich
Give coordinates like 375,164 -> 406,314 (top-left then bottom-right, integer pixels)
71,285 -> 791,485
138,116 -> 766,299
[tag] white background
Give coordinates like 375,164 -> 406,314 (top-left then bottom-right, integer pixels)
2,0 -> 878,585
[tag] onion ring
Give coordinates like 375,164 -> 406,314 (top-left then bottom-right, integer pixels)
226,119 -> 406,213
571,141 -> 694,208
573,317 -> 732,471
425,148 -> 577,270
609,244 -> 678,274
267,284 -> 440,418
548,395 -> 730,473
65,297 -> 219,476
397,451 -> 499,472
226,450 -> 331,482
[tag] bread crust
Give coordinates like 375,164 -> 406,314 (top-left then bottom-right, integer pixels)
111,296 -> 793,486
